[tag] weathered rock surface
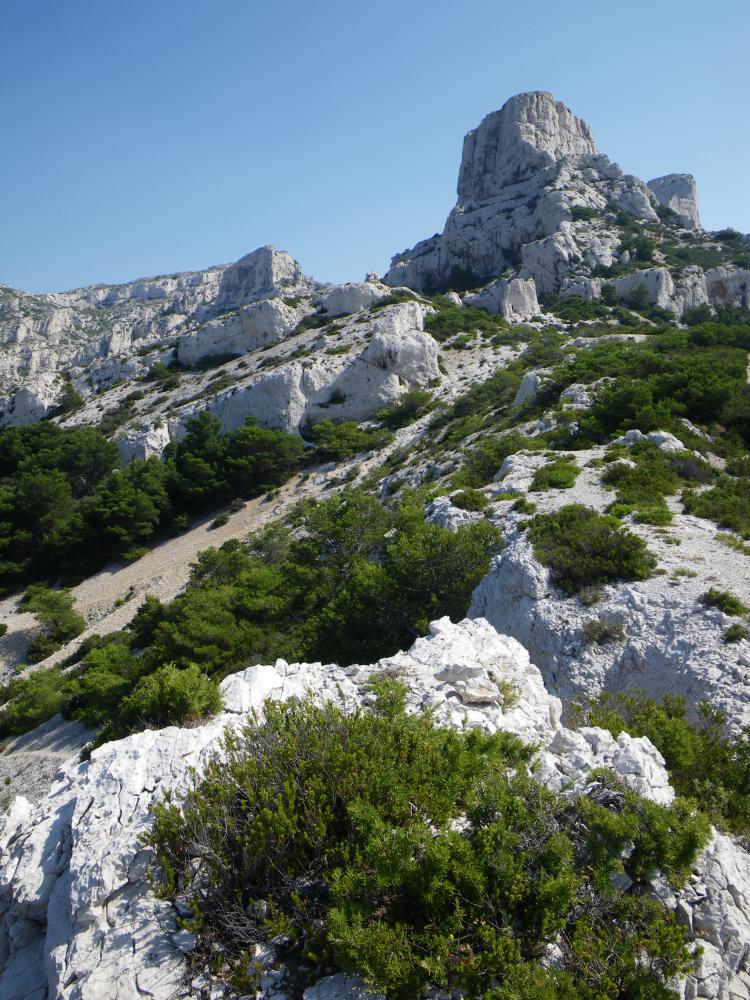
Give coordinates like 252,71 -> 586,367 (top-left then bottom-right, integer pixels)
469,528 -> 750,734
4,617 -> 745,1000
463,276 -> 539,321
384,91 -> 660,294
647,173 -> 702,231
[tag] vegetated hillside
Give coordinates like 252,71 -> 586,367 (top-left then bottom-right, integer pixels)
2,91 -> 750,1000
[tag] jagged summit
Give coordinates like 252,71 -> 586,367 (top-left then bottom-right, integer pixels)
383,90 -> 711,293
457,91 -> 598,201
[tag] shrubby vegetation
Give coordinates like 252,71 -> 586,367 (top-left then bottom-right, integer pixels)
601,443 -> 711,526
306,420 -> 392,460
0,490 -> 501,742
531,455 -> 580,491
551,324 -> 750,449
0,415 -> 304,592
150,682 -> 708,998
584,691 -> 750,836
22,585 -> 85,662
527,504 -> 656,594
700,587 -> 749,617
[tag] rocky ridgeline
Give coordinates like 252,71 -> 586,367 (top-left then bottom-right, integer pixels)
1,90 -> 748,459
385,91 -> 748,317
1,618 -> 748,1000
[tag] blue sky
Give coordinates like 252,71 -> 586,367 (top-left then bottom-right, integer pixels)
2,0 -> 748,293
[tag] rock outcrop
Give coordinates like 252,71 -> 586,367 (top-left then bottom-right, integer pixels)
647,173 -> 702,230
1,617 -> 748,1000
383,91 -> 660,294
469,529 -> 750,734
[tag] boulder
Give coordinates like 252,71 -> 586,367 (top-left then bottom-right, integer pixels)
317,281 -> 389,316
463,277 -> 539,322
647,173 -> 702,231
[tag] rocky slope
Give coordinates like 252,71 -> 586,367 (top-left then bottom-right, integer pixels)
1,618 -> 748,1000
2,89 -> 750,1000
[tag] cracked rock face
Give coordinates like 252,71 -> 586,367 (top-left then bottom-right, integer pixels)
1,618 -> 749,999
383,91 -> 659,293
647,173 -> 702,231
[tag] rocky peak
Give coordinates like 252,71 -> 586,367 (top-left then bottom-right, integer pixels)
214,245 -> 309,311
457,91 -> 598,202
647,173 -> 702,231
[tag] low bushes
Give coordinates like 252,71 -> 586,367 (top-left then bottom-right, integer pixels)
0,491 -> 502,742
585,691 -> 750,835
306,420 -> 392,460
23,585 -> 85,663
700,588 -> 749,617
527,504 -> 656,594
150,683 -> 707,998
531,456 -> 580,491
450,488 -> 488,511
683,476 -> 750,538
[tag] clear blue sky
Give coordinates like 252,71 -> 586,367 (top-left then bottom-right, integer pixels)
2,0 -> 748,293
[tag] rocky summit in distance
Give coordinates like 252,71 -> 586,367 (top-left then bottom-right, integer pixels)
384,90 -> 747,312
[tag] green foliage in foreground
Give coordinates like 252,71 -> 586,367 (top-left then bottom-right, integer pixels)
0,491 -> 501,742
683,475 -> 750,539
700,588 -> 749,617
584,691 -> 750,836
527,505 -> 656,595
151,684 -> 707,999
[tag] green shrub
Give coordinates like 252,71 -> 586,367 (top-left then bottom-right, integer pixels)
582,618 -> 626,645
209,514 -> 229,530
150,685 -> 705,998
119,663 -> 221,730
450,488 -> 488,511
585,691 -> 750,835
0,624 -> 7,637
531,457 -> 580,491
527,505 -> 656,594
700,588 -> 749,617
375,390 -> 432,429
307,420 -> 393,460
23,585 -> 85,663
683,476 -> 750,537
0,668 -> 74,738
452,431 -> 541,488
724,623 -> 748,643
571,205 -> 598,221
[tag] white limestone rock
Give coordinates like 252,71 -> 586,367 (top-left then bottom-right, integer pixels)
116,421 -> 172,463
463,277 -> 539,322
0,617 -> 747,1000
512,371 -> 544,408
425,495 -> 483,530
317,280 -> 389,316
705,266 -> 750,311
384,91 -> 657,294
493,450 -> 549,493
561,265 -> 710,319
469,529 -> 750,734
177,297 -> 309,367
456,90 -> 597,200
213,246 -> 312,312
0,373 -> 64,427
647,173 -> 702,231
613,428 -> 686,453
